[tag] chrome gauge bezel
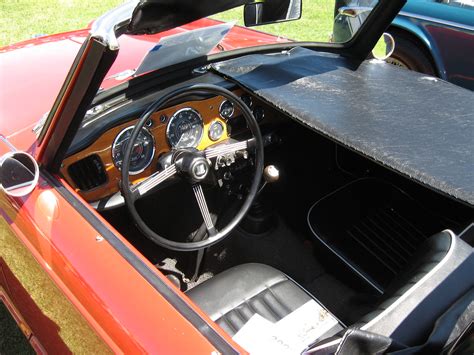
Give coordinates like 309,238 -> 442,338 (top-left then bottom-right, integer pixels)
219,99 -> 234,119
111,126 -> 156,175
208,120 -> 225,141
166,107 -> 204,149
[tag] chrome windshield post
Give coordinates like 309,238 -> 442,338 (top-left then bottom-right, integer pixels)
90,0 -> 139,49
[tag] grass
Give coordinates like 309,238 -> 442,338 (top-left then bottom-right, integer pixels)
0,0 -> 124,46
0,0 -> 335,47
213,2 -> 334,42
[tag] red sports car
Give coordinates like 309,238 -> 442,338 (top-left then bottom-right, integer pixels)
1,0 -> 472,353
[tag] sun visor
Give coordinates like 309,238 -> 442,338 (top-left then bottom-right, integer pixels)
127,0 -> 246,35
212,47 -> 474,205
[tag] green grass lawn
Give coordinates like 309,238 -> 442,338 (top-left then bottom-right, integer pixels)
0,0 -> 335,47
213,2 -> 334,42
0,0 -> 124,46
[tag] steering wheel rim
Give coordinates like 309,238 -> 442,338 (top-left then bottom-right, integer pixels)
121,84 -> 264,251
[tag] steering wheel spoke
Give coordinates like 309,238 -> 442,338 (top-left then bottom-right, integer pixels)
131,163 -> 177,198
121,84 -> 263,251
192,184 -> 217,236
205,137 -> 255,160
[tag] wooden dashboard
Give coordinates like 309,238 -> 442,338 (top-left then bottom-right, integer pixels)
61,90 -> 244,202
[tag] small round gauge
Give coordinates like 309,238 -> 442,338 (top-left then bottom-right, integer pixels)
240,93 -> 253,108
112,126 -> 155,175
209,120 -> 225,141
253,105 -> 265,122
219,100 -> 234,119
167,108 -> 204,148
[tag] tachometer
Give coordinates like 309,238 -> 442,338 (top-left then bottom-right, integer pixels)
112,126 -> 155,175
167,108 -> 204,148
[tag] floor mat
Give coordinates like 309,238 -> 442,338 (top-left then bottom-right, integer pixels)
305,273 -> 376,326
102,203 -> 372,324
204,214 -> 325,286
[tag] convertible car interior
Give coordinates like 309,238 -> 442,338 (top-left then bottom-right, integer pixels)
57,44 -> 473,352
1,0 -> 473,352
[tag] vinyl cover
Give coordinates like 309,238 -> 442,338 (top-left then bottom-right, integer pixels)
213,47 -> 474,205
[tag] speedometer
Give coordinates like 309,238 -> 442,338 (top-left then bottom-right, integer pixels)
166,108 -> 204,148
112,126 -> 155,175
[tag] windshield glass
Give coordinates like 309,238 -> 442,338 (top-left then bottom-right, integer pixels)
213,0 -> 379,44
213,0 -> 378,45
100,0 -> 379,90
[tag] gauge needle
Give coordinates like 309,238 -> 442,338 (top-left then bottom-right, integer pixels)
176,133 -> 186,147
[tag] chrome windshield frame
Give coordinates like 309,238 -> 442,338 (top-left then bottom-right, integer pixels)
90,0 -> 139,50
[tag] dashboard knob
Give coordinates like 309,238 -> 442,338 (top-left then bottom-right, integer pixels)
264,165 -> 279,183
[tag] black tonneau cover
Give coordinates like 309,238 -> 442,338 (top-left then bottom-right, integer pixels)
213,47 -> 474,205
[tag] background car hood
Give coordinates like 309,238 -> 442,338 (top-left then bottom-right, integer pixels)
0,18 -> 278,151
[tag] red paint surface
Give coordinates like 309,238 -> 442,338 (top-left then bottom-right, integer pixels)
0,19 -> 279,153
0,16 -> 277,353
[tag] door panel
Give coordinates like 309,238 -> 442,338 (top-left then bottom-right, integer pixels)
0,208 -> 110,353
0,136 -> 227,353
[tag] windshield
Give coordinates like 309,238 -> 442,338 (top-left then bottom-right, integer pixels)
100,0 -> 379,89
213,0 -> 379,44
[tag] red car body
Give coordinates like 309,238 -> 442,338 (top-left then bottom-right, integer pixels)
0,18 -> 279,353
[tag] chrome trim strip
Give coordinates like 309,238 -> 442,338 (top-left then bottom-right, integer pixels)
361,229 -> 456,330
90,0 -> 139,50
0,135 -> 17,152
398,11 -> 474,31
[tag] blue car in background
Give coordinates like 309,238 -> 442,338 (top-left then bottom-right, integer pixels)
334,0 -> 474,90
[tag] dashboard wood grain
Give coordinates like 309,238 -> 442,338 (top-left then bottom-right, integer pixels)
61,92 -> 243,202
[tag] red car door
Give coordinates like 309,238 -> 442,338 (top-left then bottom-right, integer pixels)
0,135 -> 236,353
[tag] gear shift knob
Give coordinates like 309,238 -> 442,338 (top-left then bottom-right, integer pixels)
264,165 -> 279,183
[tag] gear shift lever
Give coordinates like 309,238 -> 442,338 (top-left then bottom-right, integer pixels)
258,165 -> 279,195
241,165 -> 280,235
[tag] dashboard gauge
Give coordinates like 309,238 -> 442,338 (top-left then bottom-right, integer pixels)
208,120 -> 225,141
167,108 -> 204,148
253,105 -> 265,122
112,126 -> 155,175
219,100 -> 234,119
240,93 -> 253,108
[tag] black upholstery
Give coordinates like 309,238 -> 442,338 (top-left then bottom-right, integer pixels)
359,231 -> 452,324
187,232 -> 453,342
187,263 -> 336,336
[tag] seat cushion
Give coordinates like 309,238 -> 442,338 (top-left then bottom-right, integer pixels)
359,231 -> 452,324
187,263 -> 315,336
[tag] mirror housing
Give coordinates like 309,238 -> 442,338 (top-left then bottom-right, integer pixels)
0,152 -> 39,197
372,32 -> 395,60
244,0 -> 302,27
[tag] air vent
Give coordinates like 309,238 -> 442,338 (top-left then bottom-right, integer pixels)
68,155 -> 107,191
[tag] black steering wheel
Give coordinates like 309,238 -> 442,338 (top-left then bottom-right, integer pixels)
121,84 -> 264,251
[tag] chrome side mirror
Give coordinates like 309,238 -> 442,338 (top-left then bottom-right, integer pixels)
0,152 -> 39,197
337,5 -> 373,18
372,32 -> 395,60
244,0 -> 302,27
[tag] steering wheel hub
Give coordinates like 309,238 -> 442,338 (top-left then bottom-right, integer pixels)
121,84 -> 264,251
174,150 -> 211,183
